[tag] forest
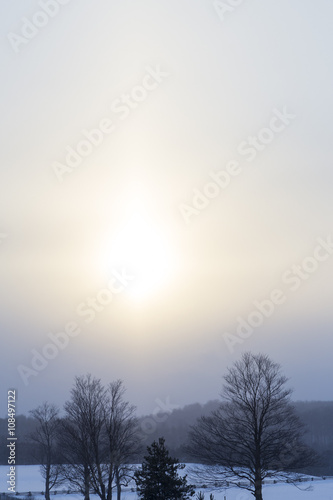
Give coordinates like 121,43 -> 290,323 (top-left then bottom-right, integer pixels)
1,399 -> 332,475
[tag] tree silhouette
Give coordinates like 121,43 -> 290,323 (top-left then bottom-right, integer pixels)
188,352 -> 315,500
29,402 -> 63,500
135,437 -> 195,499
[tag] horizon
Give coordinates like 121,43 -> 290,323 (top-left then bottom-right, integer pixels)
2,395 -> 333,420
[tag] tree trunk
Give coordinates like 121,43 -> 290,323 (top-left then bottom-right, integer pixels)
115,467 -> 121,500
254,441 -> 263,500
254,477 -> 263,500
84,464 -> 90,500
101,482 -> 106,500
45,464 -> 51,500
106,465 -> 113,500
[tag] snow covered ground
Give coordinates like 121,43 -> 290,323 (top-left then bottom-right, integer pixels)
1,465 -> 332,500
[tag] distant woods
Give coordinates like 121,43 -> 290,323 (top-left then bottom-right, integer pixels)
1,395 -> 332,475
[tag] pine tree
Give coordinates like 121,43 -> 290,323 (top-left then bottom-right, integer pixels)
134,437 -> 195,500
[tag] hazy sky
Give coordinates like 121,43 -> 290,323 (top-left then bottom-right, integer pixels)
1,0 -> 333,417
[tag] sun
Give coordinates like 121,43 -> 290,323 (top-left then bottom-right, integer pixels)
103,211 -> 175,301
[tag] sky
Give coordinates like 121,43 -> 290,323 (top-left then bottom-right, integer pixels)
1,0 -> 333,418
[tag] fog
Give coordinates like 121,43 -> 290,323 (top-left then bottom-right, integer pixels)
1,0 -> 333,417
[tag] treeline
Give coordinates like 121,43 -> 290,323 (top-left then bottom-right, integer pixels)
0,401 -> 216,466
1,400 -> 333,474
139,400 -> 333,475
294,401 -> 333,475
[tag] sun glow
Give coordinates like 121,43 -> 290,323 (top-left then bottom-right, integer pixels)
103,209 -> 176,301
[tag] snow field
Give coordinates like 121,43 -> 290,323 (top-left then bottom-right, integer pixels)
1,466 -> 332,500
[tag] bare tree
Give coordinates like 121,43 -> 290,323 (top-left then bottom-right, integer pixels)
61,375 -> 141,500
61,374 -> 108,500
29,402 -> 63,500
103,380 -> 142,500
59,415 -> 92,500
187,352 -> 315,500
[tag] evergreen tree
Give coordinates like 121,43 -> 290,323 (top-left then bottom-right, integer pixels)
134,437 -> 195,499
